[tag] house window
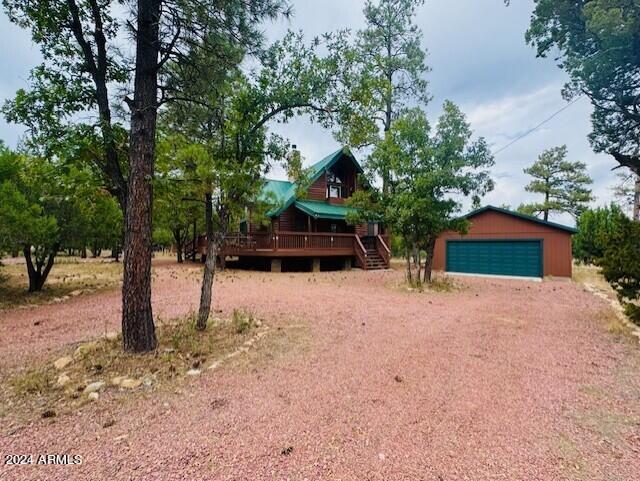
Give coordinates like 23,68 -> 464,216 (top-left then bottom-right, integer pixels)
328,184 -> 342,198
326,169 -> 343,198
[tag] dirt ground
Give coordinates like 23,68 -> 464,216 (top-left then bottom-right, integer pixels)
1,261 -> 639,480
0,256 -> 123,310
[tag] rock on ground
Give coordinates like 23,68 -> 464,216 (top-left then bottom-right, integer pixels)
83,381 -> 105,394
119,378 -> 142,389
53,356 -> 73,370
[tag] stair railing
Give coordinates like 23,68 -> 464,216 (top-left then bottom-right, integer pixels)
354,235 -> 368,270
375,235 -> 391,268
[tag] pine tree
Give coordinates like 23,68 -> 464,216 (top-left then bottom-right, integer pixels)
519,146 -> 593,221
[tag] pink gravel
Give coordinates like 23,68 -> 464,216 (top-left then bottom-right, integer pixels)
1,262 -> 639,480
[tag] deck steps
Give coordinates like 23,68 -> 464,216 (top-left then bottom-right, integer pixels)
364,249 -> 388,270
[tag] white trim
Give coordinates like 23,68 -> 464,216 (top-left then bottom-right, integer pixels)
445,271 -> 543,282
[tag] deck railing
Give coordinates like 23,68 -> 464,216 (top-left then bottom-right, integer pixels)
184,231 -> 387,269
221,231 -> 359,252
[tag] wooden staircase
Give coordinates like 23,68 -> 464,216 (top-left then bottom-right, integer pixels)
364,248 -> 388,270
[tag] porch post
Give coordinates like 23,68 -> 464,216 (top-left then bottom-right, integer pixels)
312,258 -> 321,273
271,258 -> 282,273
343,257 -> 352,271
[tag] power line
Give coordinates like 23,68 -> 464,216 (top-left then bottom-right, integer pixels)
493,95 -> 585,156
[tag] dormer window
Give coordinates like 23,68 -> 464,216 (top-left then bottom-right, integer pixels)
326,169 -> 343,198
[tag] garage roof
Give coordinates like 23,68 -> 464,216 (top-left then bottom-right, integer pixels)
463,205 -> 578,234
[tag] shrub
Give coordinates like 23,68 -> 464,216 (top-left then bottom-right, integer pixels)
573,204 -> 626,264
11,368 -> 53,395
600,216 -> 640,325
232,309 -> 255,334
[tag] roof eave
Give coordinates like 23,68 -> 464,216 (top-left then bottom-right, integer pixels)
464,205 -> 578,234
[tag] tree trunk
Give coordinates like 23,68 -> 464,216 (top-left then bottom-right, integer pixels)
422,236 -> 437,284
405,244 -> 413,284
173,228 -> 184,263
23,245 -> 57,292
415,244 -> 422,285
197,239 -> 217,330
197,192 -> 216,330
543,190 -> 550,221
192,219 -> 197,261
634,174 -> 640,222
80,246 -> 87,259
381,43 -> 393,195
121,0 -> 161,353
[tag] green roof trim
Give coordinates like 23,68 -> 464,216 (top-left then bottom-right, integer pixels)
294,200 -> 358,220
265,147 -> 363,218
463,205 -> 578,234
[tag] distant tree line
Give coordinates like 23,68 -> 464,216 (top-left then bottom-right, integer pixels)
0,142 -> 121,291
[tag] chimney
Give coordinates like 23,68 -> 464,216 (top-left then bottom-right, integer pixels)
286,145 -> 302,182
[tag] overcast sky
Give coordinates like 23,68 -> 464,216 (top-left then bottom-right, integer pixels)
0,0 -> 620,225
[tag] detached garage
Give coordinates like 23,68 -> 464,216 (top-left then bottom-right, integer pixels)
433,206 -> 577,279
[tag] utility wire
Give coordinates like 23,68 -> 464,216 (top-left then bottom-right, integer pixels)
493,95 -> 585,156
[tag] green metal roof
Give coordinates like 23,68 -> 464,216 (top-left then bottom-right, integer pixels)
307,147 -> 363,182
261,179 -> 294,203
463,205 -> 578,234
294,200 -> 358,220
264,147 -> 363,218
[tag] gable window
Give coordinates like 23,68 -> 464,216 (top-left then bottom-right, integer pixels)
326,169 -> 343,198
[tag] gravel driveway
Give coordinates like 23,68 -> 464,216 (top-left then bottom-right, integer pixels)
1,263 -> 639,480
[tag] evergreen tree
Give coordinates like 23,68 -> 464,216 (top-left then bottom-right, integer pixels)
348,103 -> 494,284
600,216 -> 640,325
336,0 -> 429,193
2,0 -> 291,352
162,31 -> 343,330
523,0 -> 640,213
519,146 -> 593,221
573,204 -> 625,265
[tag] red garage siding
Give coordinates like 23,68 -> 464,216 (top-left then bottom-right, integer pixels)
433,208 -> 574,278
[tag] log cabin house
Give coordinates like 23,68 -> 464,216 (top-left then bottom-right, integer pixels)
186,147 -> 391,272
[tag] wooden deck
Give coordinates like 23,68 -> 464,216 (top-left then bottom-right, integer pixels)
187,231 -> 391,270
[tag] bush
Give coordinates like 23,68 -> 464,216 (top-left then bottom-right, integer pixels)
600,216 -> 640,325
573,204 -> 625,264
232,309 -> 255,334
0,265 -> 7,286
11,368 -> 53,395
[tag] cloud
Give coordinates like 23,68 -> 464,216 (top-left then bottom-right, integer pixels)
457,85 -> 618,224
0,0 -> 627,227
465,84 -> 561,142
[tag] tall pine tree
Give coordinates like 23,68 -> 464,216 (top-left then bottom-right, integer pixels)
519,146 -> 593,221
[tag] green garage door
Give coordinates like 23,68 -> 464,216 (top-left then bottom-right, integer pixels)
446,240 -> 542,278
